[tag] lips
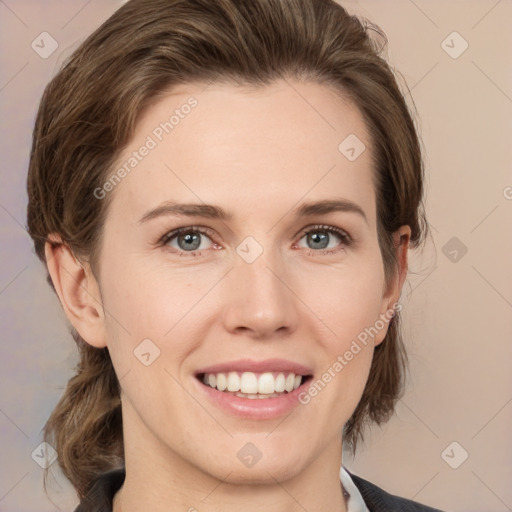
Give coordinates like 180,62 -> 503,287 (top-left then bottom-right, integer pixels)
193,360 -> 314,419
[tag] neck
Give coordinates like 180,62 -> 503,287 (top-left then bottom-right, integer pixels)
115,406 -> 348,512
112,466 -> 349,512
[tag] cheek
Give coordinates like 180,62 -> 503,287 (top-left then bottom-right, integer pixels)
300,254 -> 387,404
305,255 -> 386,345
101,257 -> 204,336
98,256 -> 226,402
99,266 -> 200,422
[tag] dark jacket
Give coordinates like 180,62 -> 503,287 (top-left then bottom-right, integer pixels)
348,471 -> 444,511
74,468 -> 445,511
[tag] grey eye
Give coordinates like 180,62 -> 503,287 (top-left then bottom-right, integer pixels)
306,231 -> 330,250
176,232 -> 202,251
164,229 -> 214,252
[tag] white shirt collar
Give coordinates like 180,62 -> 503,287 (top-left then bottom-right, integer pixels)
340,466 -> 370,512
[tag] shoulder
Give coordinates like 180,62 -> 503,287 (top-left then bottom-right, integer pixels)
73,468 -> 125,512
348,470 -> 445,512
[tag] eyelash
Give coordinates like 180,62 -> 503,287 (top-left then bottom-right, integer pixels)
158,224 -> 352,257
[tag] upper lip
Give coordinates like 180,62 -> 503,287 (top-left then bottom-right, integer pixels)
195,358 -> 314,376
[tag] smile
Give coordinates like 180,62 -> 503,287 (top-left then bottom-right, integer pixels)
200,371 -> 306,398
194,360 -> 314,419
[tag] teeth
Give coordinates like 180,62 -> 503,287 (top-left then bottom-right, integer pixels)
227,372 -> 241,392
216,373 -> 227,391
201,371 -> 305,395
285,373 -> 295,392
240,372 -> 258,393
275,373 -> 286,392
258,372 -> 274,394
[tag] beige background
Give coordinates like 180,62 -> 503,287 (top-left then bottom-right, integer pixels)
0,1 -> 511,511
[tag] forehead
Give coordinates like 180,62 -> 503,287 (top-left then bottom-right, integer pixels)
107,79 -> 377,226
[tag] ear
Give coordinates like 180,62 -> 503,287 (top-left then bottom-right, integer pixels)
45,233 -> 107,348
374,225 -> 411,346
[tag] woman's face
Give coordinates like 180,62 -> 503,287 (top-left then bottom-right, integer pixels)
92,79 -> 407,483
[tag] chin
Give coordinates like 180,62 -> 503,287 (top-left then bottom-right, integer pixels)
211,460 -> 306,486
195,440 -> 311,485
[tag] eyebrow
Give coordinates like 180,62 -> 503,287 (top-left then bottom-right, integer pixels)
138,199 -> 368,225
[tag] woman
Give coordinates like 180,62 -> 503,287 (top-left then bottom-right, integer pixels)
26,0 -> 443,510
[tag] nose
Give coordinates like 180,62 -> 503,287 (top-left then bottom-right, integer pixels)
221,250 -> 299,339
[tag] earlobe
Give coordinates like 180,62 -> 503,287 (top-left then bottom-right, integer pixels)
374,225 -> 411,346
45,234 -> 107,348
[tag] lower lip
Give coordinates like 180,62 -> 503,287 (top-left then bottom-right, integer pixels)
194,376 -> 313,420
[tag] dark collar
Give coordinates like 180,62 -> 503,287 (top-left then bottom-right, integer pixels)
345,469 -> 444,511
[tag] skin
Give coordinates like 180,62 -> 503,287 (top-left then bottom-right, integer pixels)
46,79 -> 410,512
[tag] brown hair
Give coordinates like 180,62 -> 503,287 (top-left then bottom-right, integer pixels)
27,0 -> 427,500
